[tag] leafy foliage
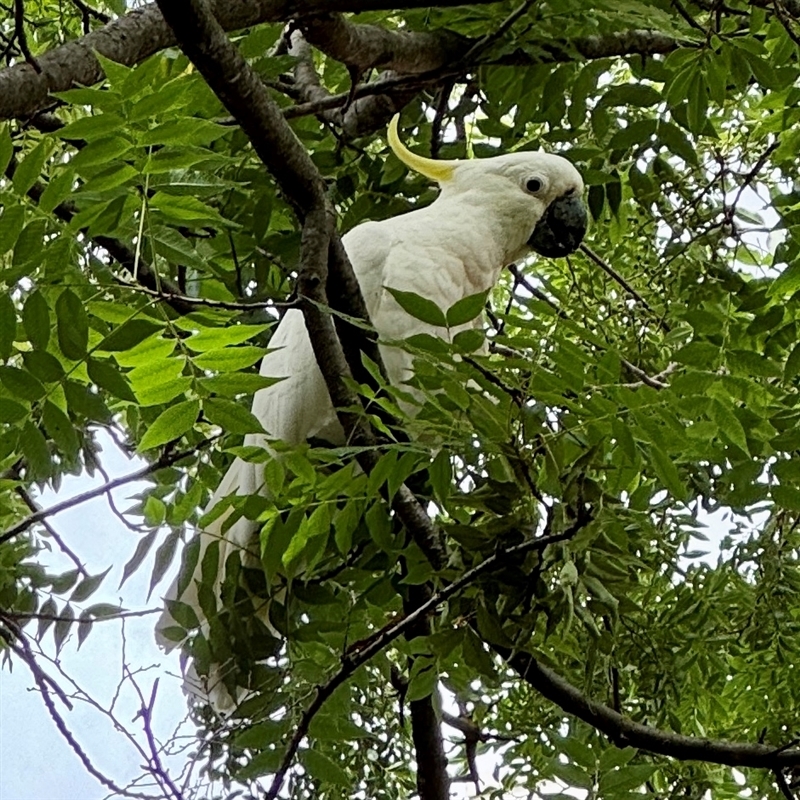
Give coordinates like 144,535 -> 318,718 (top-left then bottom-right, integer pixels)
2,1 -> 800,798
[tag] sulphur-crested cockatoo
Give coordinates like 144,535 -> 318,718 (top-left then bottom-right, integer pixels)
158,116 -> 587,709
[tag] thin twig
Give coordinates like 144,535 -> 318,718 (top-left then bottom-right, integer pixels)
264,524 -> 579,800
460,0 -> 538,64
128,674 -> 184,800
14,485 -> 90,577
579,244 -> 670,331
0,623 -> 151,798
14,0 -> 41,72
7,608 -> 159,623
117,280 -> 295,311
0,437 -> 219,545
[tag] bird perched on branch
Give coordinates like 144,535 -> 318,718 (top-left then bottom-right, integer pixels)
157,115 -> 587,710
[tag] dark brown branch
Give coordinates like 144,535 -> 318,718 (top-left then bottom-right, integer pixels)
289,30 -> 413,139
579,244 -> 667,328
0,0 -> 500,122
300,12 -> 469,75
127,676 -> 184,800
499,648 -> 800,769
14,0 -> 41,73
13,482 -> 90,577
403,580 -> 449,800
68,0 -> 110,25
155,0 -> 444,569
506,262 -> 671,390
0,438 -> 218,545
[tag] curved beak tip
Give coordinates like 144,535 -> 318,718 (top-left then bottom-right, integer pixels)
528,194 -> 589,258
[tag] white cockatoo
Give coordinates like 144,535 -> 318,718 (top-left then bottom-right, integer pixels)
158,116 -> 587,709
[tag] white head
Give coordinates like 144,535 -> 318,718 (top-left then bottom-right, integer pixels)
387,115 -> 588,258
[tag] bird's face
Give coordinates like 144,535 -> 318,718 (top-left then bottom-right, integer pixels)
386,116 -> 588,259
453,153 -> 588,258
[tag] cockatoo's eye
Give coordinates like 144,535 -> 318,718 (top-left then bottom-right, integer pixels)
525,177 -> 545,194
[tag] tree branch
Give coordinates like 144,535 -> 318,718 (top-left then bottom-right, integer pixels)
300,12 -> 469,75
0,438 -> 218,545
154,0 -> 445,569
0,0 -> 500,122
264,526 -> 575,800
498,647 -> 800,769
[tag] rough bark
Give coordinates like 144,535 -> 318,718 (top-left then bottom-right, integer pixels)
0,0 -> 495,121
301,12 -> 469,74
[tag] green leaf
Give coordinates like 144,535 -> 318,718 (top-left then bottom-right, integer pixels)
0,125 -> 12,177
185,324 -> 269,352
22,351 -> 65,383
98,319 -> 163,352
233,720 -> 288,749
0,293 -> 16,361
147,530 -> 180,600
236,749 -> 282,781
0,398 -> 27,423
119,530 -> 158,588
22,420 -> 51,481
300,750 -> 350,786
42,401 -> 80,458
203,398 -> 265,435
53,604 -> 74,654
13,140 -> 50,196
674,341 -> 719,368
446,290 -> 489,327
164,600 -> 200,630
56,289 -> 88,360
784,344 -> 800,386
386,287 -> 447,327
199,373 -> 283,397
39,166 -> 75,214
87,357 -> 137,402
192,346 -> 266,372
58,113 -> 126,141
769,261 -> 800,297
598,764 -> 658,793
773,484 -> 800,511
70,568 -> 111,602
0,205 -> 26,254
137,399 -> 199,451
709,399 -> 748,454
150,191 -> 225,226
0,366 -> 45,400
452,328 -> 484,353
22,291 -> 50,351
143,495 -> 166,526
648,444 -> 687,501
70,135 -> 131,170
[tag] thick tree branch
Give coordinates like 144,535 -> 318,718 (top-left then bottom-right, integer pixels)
403,582 -> 450,800
0,0 -> 499,122
154,0 -> 445,569
289,30 -> 414,139
499,647 -> 800,769
301,12 -> 469,75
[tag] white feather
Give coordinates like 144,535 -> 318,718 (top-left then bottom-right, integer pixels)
158,143 -> 585,710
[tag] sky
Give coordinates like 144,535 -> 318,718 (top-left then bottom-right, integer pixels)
0,433 -> 189,800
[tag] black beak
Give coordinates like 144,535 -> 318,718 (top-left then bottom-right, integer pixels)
528,193 -> 588,257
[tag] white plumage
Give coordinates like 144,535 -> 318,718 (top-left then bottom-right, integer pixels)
158,117 -> 587,709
